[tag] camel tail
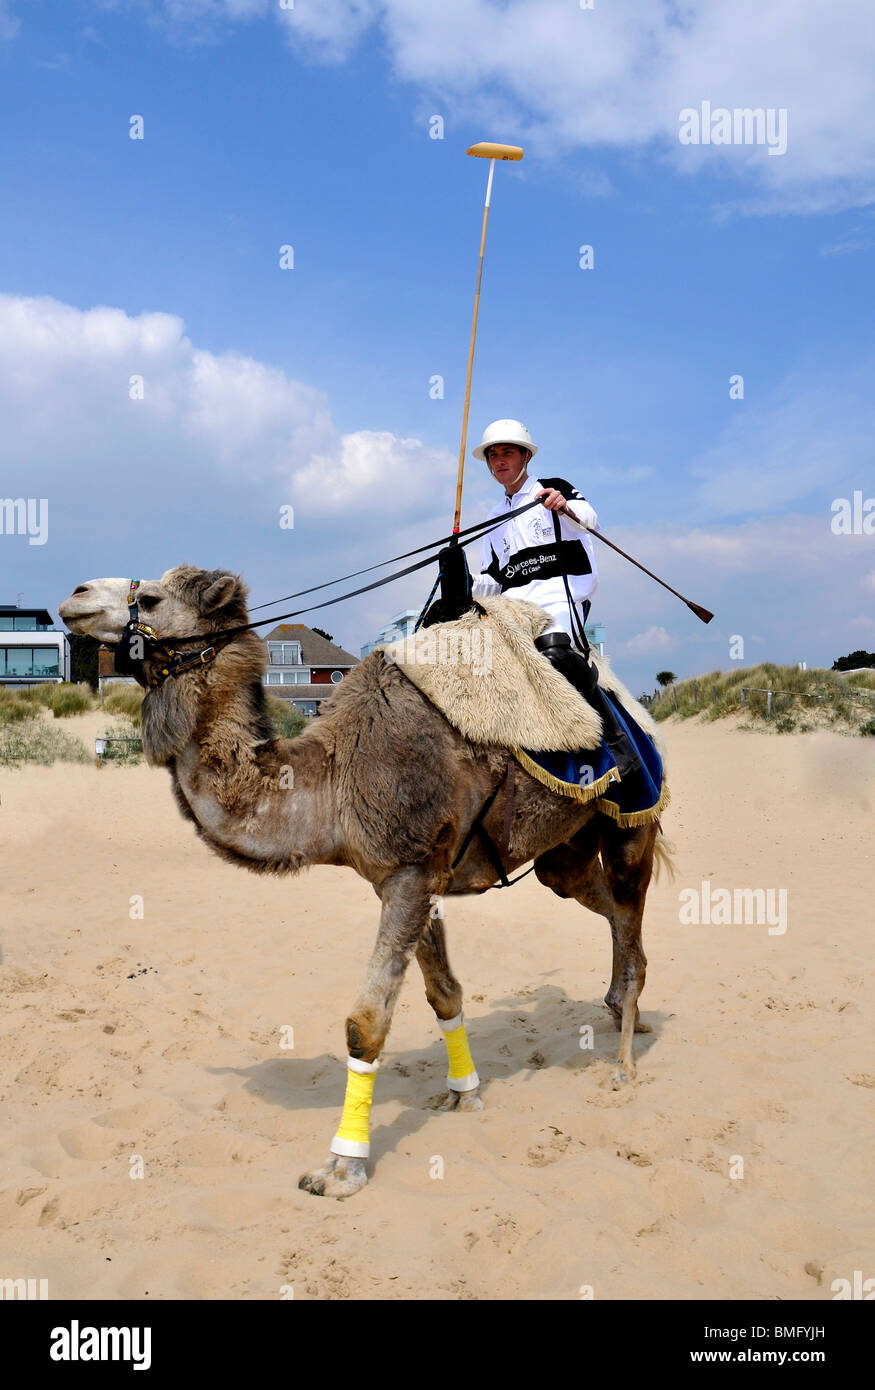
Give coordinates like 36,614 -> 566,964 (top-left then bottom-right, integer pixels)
652,833 -> 676,884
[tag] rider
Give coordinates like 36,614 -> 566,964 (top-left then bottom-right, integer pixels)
470,418 -> 640,780
470,419 -> 598,650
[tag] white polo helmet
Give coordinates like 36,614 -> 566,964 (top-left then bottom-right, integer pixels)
473,418 -> 538,462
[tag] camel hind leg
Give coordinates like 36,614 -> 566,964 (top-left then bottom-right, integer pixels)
415,904 -> 484,1113
598,819 -> 657,1082
535,816 -> 658,1082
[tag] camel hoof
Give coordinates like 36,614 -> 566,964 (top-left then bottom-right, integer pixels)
610,1064 -> 636,1089
298,1155 -> 368,1199
433,1088 -> 484,1112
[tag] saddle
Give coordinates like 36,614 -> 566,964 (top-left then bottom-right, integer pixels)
421,541 -> 644,779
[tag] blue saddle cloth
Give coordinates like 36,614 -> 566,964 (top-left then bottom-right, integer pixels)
520,690 -> 666,825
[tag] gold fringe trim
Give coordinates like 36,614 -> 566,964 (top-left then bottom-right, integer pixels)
512,747 -> 622,804
595,780 -> 672,828
513,747 -> 671,826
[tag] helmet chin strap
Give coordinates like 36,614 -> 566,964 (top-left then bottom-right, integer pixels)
488,449 -> 531,493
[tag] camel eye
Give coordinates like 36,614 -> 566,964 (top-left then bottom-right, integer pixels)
138,595 -> 160,611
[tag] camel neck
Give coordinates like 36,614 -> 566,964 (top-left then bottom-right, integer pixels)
167,679 -> 340,870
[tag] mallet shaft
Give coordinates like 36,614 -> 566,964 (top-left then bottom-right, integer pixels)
561,505 -> 714,624
453,159 -> 495,536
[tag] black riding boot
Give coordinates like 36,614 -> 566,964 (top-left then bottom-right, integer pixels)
534,631 -> 641,781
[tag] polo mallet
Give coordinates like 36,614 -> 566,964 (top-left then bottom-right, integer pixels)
451,141 -> 524,538
561,504 -> 714,624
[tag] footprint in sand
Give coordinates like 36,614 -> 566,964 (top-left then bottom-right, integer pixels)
171,1132 -> 272,1167
94,1098 -> 182,1131
526,1131 -> 571,1167
616,1144 -> 653,1167
57,1124 -> 130,1160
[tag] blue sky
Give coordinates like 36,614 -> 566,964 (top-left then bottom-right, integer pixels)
1,0 -> 873,691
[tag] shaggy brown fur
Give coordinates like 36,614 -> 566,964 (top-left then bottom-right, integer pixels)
59,565 -> 667,1198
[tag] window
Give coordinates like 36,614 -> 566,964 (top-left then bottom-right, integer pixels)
268,641 -> 302,665
0,646 -> 60,677
282,670 -> 310,684
265,671 -> 282,685
0,615 -> 50,631
330,670 -> 344,683
292,700 -> 319,717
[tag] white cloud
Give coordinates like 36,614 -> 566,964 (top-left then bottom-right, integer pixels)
154,0 -> 376,57
0,295 -> 448,517
271,0 -> 875,214
292,429 -> 454,512
624,624 -> 676,655
184,348 -> 333,473
821,238 -> 869,256
278,0 -> 378,61
0,291 -> 466,652
72,2 -> 874,213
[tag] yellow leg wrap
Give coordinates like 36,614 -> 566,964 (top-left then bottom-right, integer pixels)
439,1014 -> 480,1092
330,1057 -> 378,1159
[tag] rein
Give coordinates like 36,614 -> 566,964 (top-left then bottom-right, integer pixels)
114,496 -> 547,688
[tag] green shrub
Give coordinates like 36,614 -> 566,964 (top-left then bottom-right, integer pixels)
46,683 -> 95,717
11,682 -> 96,716
103,684 -> 145,725
846,670 -> 875,691
266,696 -> 308,739
13,684 -> 54,708
860,717 -> 875,737
0,719 -> 92,767
648,662 -> 875,733
0,690 -> 37,725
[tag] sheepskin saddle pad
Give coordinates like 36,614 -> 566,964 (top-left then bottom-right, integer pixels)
383,596 -> 663,757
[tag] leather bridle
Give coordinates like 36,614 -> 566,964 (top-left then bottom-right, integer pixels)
110,496 -> 551,690
115,580 -> 230,689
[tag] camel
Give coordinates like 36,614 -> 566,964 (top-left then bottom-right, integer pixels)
59,565 -> 666,1198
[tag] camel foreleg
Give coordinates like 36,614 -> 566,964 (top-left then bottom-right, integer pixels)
298,864 -> 440,1199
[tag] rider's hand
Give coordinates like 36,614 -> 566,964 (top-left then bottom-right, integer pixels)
535,487 -> 566,512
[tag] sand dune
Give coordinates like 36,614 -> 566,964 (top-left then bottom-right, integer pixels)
1,719 -> 872,1300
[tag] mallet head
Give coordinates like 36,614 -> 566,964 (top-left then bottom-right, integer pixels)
466,142 -> 524,161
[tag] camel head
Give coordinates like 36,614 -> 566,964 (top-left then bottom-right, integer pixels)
59,567 -> 264,764
59,566 -> 249,646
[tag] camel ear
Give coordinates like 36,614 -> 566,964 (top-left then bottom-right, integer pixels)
200,574 -> 238,614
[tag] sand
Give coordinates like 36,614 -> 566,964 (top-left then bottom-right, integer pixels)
1,715 -> 872,1301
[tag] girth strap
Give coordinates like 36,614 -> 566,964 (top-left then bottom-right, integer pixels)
451,760 -> 535,891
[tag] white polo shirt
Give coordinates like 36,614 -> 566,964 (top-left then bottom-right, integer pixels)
471,473 -> 599,636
